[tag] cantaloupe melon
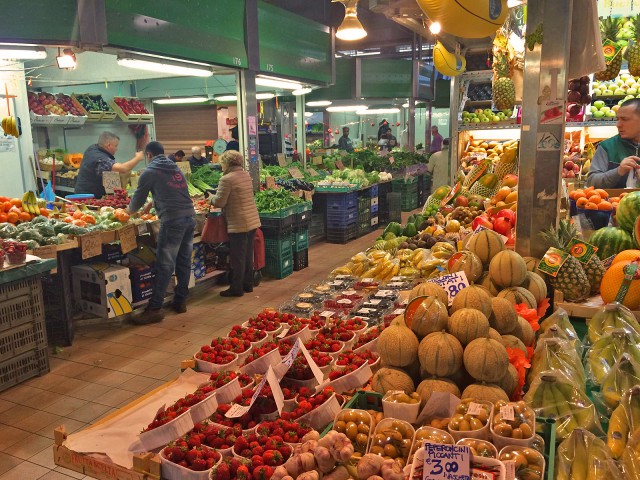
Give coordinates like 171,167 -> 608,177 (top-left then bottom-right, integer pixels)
497,287 -> 537,309
450,285 -> 493,318
448,251 -> 483,282
467,229 -> 505,267
489,297 -> 518,334
520,271 -> 548,304
417,378 -> 461,406
448,308 -> 490,345
487,328 -> 502,342
478,272 -> 500,296
377,319 -> 419,367
512,316 -> 535,346
496,364 -> 519,397
489,250 -> 528,287
523,256 -> 541,272
409,282 -> 448,305
445,368 -> 473,390
418,331 -> 463,377
461,383 -> 509,403
407,296 -> 448,339
372,367 -> 415,394
463,338 -> 509,383
500,334 -> 527,356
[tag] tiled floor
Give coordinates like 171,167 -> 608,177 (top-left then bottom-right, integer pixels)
0,227 -> 387,479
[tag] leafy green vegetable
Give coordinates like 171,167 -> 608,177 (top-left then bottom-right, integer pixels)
254,189 -> 304,213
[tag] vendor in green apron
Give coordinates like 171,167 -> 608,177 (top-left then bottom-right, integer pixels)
587,98 -> 640,189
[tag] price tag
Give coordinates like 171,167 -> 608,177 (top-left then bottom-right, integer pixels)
361,278 -> 375,283
342,290 -> 357,296
537,248 -> 570,278
306,167 -> 319,177
358,308 -> 372,314
320,311 -> 334,318
33,245 -> 57,259
102,171 -> 121,194
426,271 -> 470,306
376,290 -> 394,297
288,167 -> 304,179
313,155 -> 323,165
500,404 -> 515,422
225,374 -> 268,418
466,402 -> 484,416
388,282 -> 404,288
277,153 -> 287,167
390,276 -> 403,282
368,299 -> 382,305
265,366 -> 284,413
176,161 -> 191,175
337,299 -> 351,305
423,442 -> 471,480
136,222 -> 148,235
330,280 -> 345,287
118,224 -> 138,254
335,159 -> 345,170
81,231 -> 103,260
298,340 -> 324,384
303,190 -> 313,201
393,309 -> 405,315
277,327 -> 290,339
566,238 -> 597,264
281,338 -> 302,369
266,176 -> 277,189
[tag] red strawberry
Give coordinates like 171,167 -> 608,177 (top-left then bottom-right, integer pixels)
253,465 -> 274,480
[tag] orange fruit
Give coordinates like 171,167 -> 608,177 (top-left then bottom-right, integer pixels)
595,189 -> 609,199
584,186 -> 595,195
2,201 -> 11,212
588,194 -> 602,204
621,192 -> 628,198
9,198 -> 21,208
598,201 -> 613,211
610,197 -> 620,203
39,209 -> 49,217
585,202 -> 598,210
496,186 -> 512,201
18,212 -> 31,222
505,191 -> 518,203
82,214 -> 96,225
601,261 -> 640,309
572,189 -> 585,199
6,212 -> 18,224
72,210 -> 84,219
612,250 -> 640,266
0,196 -> 8,203
576,197 -> 588,208
0,213 -> 6,223
63,216 -> 73,223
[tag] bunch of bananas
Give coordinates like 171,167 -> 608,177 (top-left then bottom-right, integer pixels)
601,354 -> 640,410
332,248 -> 428,281
586,329 -> 640,386
607,386 -> 640,459
524,372 -> 602,440
1,116 -> 19,138
587,303 -> 640,344
21,191 -> 40,215
369,236 -> 407,257
537,324 -> 583,355
556,429 -> 621,480
528,339 -> 586,386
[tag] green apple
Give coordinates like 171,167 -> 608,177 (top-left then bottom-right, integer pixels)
481,117 -> 490,123
630,88 -> 638,95
492,115 -> 500,122
590,106 -> 598,114
594,100 -> 606,108
603,89 -> 615,95
593,110 -> 605,118
626,78 -> 636,86
601,106 -> 611,113
472,118 -> 480,123
606,111 -> 617,117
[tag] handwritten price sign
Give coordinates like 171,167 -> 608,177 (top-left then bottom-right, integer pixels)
426,272 -> 469,306
102,171 -> 121,194
423,442 -> 471,480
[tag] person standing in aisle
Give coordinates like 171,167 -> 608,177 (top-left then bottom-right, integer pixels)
168,150 -> 185,162
188,146 -> 208,170
400,122 -> 409,149
588,98 -> 640,188
127,141 -> 196,325
74,131 -> 145,198
338,126 -> 354,152
208,150 -> 261,297
430,126 -> 443,153
428,139 -> 451,189
226,126 -> 240,152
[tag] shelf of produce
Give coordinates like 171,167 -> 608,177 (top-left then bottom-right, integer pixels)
465,100 -> 493,107
566,120 -> 618,128
554,291 -> 640,320
458,123 -> 521,131
460,70 -> 494,80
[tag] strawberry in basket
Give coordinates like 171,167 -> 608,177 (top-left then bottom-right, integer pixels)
335,350 -> 378,368
256,419 -> 315,444
305,334 -> 342,354
353,325 -> 384,350
329,363 -> 360,381
162,438 -> 221,471
190,421 -> 238,450
299,314 -> 326,330
142,384 -> 215,432
196,344 -> 235,365
240,342 -> 278,367
283,387 -> 335,421
208,371 -> 253,388
210,337 -> 251,355
210,456 -> 252,480
229,325 -> 267,343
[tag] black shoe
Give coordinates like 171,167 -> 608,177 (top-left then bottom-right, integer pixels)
220,289 -> 244,297
244,286 -> 253,293
132,308 -> 164,325
172,303 -> 187,314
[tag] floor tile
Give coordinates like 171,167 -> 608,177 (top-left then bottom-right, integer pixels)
12,411 -> 62,434
3,434 -> 52,460
0,460 -> 48,480
65,403 -> 112,424
0,452 -> 22,476
53,466 -> 85,479
27,445 -> 56,470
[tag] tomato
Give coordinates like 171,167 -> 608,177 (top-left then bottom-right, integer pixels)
0,213 -> 7,223
6,212 -> 18,224
2,201 -> 11,212
18,212 -> 31,222
9,198 -> 21,208
72,210 -> 84,219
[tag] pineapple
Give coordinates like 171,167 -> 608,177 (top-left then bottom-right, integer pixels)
492,32 -> 516,111
628,14 -> 640,76
554,220 -> 605,296
595,17 -> 623,81
540,222 -> 591,302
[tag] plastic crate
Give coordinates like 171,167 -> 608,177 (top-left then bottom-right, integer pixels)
292,229 -> 309,253
264,237 -> 293,261
386,192 -> 402,223
259,213 -> 295,237
312,193 -> 327,213
369,184 -> 379,197
265,253 -> 293,279
295,202 -> 313,228
371,203 -> 379,214
356,221 -> 371,237
41,252 -> 74,346
0,278 -> 45,333
326,224 -> 357,244
293,249 -> 309,271
0,346 -> 49,393
358,196 -> 371,213
326,192 -> 358,210
0,319 -> 47,363
326,208 -> 358,228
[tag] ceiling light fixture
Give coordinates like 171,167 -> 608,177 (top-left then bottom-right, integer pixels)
256,75 -> 303,90
326,105 -> 368,112
0,46 -> 46,60
307,100 -> 332,107
153,97 -> 209,105
56,48 -> 77,69
117,54 -> 213,77
334,0 -> 367,41
356,108 -> 400,115
215,93 -> 275,102
429,22 -> 442,35
292,87 -> 313,96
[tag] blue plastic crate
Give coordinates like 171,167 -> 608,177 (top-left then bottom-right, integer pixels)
326,208 -> 358,228
371,203 -> 379,214
369,184 -> 379,197
326,192 -> 358,210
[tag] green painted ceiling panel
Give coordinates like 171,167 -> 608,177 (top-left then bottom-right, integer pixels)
106,0 -> 248,68
361,58 -> 412,98
305,59 -> 354,101
0,0 -> 79,44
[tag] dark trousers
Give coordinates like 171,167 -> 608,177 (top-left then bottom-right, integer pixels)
228,229 -> 256,293
149,216 -> 195,309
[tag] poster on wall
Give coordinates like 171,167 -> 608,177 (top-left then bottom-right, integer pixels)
0,135 -> 15,152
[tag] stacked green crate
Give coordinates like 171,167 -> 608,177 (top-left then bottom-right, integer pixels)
392,177 -> 419,211
264,236 -> 293,279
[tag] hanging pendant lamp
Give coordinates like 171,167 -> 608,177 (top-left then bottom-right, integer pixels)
333,0 -> 367,41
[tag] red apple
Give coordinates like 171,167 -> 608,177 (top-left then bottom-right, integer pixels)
493,217 -> 512,236
564,160 -> 575,170
502,174 -> 519,188
472,215 -> 493,231
454,195 -> 469,207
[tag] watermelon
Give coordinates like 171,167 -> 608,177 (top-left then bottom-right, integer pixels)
616,191 -> 640,232
589,227 -> 635,259
635,217 -> 640,247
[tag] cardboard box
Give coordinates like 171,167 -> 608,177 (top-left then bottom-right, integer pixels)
129,264 -> 155,303
605,188 -> 640,198
72,264 -> 133,318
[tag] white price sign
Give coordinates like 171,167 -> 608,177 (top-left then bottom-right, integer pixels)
423,442 -> 471,480
102,171 -> 121,194
426,272 -> 470,306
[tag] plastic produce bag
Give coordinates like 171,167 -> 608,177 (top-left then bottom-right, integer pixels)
607,386 -> 640,460
622,428 -> 640,480
528,338 -> 586,387
538,308 -> 583,355
585,329 -> 640,386
587,302 -> 640,345
568,0 -> 605,79
524,371 -> 603,440
598,354 -> 640,412
555,428 -> 622,480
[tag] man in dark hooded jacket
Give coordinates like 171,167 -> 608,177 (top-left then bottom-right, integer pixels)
127,141 -> 195,325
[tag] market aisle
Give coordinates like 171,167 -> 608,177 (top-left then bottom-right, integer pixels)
0,226 -> 389,479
